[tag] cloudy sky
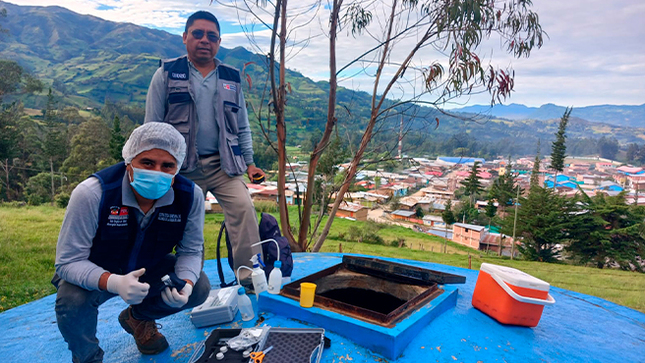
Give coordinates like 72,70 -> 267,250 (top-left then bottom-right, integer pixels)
6,0 -> 645,108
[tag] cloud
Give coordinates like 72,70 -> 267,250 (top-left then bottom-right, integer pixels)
5,0 -> 645,107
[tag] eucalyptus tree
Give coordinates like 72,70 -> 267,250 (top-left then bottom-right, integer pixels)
62,117 -> 112,186
225,0 -> 545,252
0,60 -> 43,201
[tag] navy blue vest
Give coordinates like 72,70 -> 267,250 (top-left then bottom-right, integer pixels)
88,162 -> 194,274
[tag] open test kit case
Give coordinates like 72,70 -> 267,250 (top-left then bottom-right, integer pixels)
190,328 -> 325,363
472,263 -> 556,327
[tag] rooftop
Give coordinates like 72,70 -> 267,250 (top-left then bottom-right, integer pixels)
454,222 -> 487,231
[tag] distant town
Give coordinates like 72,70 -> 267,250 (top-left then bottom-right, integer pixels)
204,155 -> 645,256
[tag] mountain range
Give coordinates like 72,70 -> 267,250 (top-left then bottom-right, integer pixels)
1,0 -> 644,157
451,103 -> 645,128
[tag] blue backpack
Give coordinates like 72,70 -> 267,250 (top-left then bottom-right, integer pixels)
216,213 -> 294,287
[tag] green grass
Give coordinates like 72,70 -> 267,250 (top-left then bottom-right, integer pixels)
1,205 -> 644,313
0,205 -> 63,311
285,145 -> 309,162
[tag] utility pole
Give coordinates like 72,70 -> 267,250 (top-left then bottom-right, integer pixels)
511,183 -> 520,260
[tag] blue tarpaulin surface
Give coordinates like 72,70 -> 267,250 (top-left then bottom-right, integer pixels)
1,253 -> 644,362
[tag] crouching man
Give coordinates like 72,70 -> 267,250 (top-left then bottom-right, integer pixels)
52,122 -> 210,363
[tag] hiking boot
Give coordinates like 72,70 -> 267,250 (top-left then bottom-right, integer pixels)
118,307 -> 169,355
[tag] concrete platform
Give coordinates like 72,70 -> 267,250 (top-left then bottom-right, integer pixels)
259,280 -> 458,360
1,253 -> 644,362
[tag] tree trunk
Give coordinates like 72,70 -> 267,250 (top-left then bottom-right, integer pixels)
444,226 -> 448,253
296,0 -> 341,252
269,0 -> 298,251
312,107 -> 381,252
3,159 -> 9,199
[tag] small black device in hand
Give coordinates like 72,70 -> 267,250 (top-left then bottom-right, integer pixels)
161,272 -> 187,292
251,173 -> 265,184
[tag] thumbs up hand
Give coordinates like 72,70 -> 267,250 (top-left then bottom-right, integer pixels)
106,268 -> 150,305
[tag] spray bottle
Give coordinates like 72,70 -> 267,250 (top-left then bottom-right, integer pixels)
250,254 -> 268,298
251,239 -> 286,290
267,260 -> 283,294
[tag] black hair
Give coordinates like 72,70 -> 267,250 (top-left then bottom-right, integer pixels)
185,11 -> 221,33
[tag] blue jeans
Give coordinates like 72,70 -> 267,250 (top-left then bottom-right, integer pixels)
53,255 -> 210,363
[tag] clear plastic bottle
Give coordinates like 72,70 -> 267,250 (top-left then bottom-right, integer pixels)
267,260 -> 283,294
250,255 -> 268,298
237,287 -> 254,321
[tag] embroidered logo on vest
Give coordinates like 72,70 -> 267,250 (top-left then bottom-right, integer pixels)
107,206 -> 129,227
109,206 -> 129,216
223,83 -> 237,91
171,72 -> 188,80
158,212 -> 182,223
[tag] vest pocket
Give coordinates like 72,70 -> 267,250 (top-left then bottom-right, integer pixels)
165,92 -> 192,169
224,134 -> 248,175
168,92 -> 191,104
167,91 -> 191,123
223,101 -> 240,134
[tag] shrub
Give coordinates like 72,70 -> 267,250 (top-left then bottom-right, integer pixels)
0,201 -> 26,208
55,192 -> 71,208
390,238 -> 406,248
254,200 -> 278,213
24,172 -> 53,205
365,220 -> 387,231
347,226 -> 361,241
362,231 -> 384,245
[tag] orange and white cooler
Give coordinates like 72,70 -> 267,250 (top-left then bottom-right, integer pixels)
472,263 -> 555,327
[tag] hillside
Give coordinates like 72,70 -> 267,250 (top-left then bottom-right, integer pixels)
1,1 -> 644,157
452,103 -> 645,128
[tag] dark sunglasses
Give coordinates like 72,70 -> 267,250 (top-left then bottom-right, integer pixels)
191,29 -> 220,43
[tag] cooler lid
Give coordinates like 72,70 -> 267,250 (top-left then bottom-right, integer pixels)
480,263 -> 550,291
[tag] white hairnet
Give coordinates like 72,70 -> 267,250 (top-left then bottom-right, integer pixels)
122,122 -> 186,171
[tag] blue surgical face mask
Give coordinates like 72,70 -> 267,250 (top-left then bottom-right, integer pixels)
129,167 -> 174,200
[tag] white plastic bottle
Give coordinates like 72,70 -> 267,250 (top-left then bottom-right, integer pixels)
267,260 -> 283,294
237,287 -> 254,321
250,255 -> 268,298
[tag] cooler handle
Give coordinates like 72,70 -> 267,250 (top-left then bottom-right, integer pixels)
491,273 -> 556,306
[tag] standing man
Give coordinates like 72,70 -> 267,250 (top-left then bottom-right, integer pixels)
53,123 -> 210,363
145,11 -> 265,285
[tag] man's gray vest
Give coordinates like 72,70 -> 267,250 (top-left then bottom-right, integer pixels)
160,55 -> 248,176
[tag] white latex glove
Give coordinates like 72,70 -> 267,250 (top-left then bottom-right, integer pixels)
106,268 -> 150,305
161,282 -> 193,308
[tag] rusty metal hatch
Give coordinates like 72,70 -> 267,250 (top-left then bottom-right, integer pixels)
281,256 -> 466,327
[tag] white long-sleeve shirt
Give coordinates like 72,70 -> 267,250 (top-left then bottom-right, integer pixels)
54,173 -> 205,290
